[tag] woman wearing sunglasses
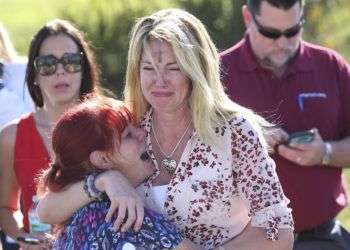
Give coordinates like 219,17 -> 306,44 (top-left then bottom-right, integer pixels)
0,19 -> 101,249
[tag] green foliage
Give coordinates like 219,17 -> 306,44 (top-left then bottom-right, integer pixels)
304,0 -> 350,61
57,0 -> 248,96
58,0 -> 176,96
176,0 -> 245,50
0,0 -> 66,55
56,0 -> 247,96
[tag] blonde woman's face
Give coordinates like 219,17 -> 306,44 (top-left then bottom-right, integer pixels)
139,39 -> 191,115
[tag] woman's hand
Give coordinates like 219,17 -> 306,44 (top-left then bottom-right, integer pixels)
95,170 -> 145,232
17,232 -> 52,250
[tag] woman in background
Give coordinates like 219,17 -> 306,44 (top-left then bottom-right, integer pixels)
0,19 -> 101,249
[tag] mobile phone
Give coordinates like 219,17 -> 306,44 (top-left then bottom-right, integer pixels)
17,236 -> 40,245
287,131 -> 315,145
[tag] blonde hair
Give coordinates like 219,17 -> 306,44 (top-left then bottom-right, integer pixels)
0,24 -> 17,62
124,8 -> 268,144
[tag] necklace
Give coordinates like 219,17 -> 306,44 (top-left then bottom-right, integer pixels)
152,117 -> 192,173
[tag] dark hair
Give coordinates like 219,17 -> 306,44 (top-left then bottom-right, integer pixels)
247,0 -> 304,15
26,19 -> 101,107
37,97 -> 134,193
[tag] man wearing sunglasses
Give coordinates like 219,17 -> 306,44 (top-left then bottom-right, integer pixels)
221,0 -> 350,249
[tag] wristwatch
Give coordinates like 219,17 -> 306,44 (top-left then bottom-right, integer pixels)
321,142 -> 332,165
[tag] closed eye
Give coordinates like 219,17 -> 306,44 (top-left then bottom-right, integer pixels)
142,66 -> 154,71
168,67 -> 181,71
121,128 -> 131,138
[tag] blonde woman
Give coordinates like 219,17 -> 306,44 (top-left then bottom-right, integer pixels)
37,9 -> 294,250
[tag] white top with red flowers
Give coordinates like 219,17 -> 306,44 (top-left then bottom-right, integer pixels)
139,109 -> 294,249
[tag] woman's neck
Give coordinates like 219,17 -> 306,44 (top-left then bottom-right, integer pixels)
152,105 -> 192,135
39,101 -> 77,125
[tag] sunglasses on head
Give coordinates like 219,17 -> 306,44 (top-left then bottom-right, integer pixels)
34,52 -> 84,76
252,13 -> 305,39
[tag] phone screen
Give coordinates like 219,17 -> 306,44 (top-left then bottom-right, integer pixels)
287,131 -> 315,145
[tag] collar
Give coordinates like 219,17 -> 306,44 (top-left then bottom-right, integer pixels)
238,32 -> 260,72
291,41 -> 314,72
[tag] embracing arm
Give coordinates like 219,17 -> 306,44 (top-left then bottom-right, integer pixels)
37,170 -> 143,225
37,181 -> 91,224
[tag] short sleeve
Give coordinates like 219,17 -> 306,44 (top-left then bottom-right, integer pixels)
230,117 -> 294,240
336,55 -> 350,138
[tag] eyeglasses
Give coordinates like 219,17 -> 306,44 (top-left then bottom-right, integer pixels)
252,13 -> 305,39
34,52 -> 84,76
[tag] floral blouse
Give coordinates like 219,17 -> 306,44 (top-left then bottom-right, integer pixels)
139,110 -> 294,249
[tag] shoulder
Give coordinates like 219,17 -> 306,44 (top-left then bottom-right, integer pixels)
227,109 -> 264,136
220,39 -> 245,58
224,111 -> 268,150
220,38 -> 246,65
219,37 -> 257,83
4,58 -> 27,72
0,122 -> 18,152
3,59 -> 27,86
228,114 -> 258,138
0,113 -> 33,147
302,41 -> 348,68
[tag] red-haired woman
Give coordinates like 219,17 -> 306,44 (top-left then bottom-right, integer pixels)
0,19 -> 101,249
37,97 -> 197,249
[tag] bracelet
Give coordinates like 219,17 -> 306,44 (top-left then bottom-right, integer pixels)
321,142 -> 332,165
83,172 -> 105,201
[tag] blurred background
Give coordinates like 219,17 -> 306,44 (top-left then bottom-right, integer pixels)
0,0 -> 349,227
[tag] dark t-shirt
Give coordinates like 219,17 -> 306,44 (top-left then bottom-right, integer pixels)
220,34 -> 350,232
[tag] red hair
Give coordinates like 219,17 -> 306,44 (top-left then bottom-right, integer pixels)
37,96 -> 134,194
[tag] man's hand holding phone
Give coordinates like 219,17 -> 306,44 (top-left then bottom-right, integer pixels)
277,128 -> 326,166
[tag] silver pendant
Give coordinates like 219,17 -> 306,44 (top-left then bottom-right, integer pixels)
161,158 -> 177,173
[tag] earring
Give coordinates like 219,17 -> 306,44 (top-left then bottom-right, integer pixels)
33,82 -> 38,86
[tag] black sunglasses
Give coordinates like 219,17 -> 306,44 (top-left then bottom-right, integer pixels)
34,52 -> 84,76
252,13 -> 305,39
